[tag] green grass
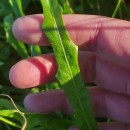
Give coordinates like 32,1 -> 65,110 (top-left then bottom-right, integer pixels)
0,0 -> 130,129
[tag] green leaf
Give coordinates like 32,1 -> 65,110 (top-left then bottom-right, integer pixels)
25,113 -> 74,130
40,0 -> 98,129
0,0 -> 12,17
22,0 -> 31,10
0,61 -> 4,66
0,115 -> 21,128
0,98 -> 25,112
0,99 -> 18,110
0,110 -> 27,129
4,14 -> 29,58
9,0 -> 24,17
0,45 -> 11,60
112,0 -> 122,18
9,0 -> 41,57
0,110 -> 18,117
0,94 -> 27,130
58,0 -> 73,14
29,45 -> 41,57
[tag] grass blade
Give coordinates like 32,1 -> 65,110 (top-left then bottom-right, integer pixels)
29,45 -> 41,57
9,0 -> 41,57
58,0 -> 73,14
0,0 -> 12,17
9,0 -> 24,17
112,0 -> 122,18
40,0 -> 98,129
4,14 -> 29,58
0,115 -> 21,128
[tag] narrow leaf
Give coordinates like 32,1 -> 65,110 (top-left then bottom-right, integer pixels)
29,45 -> 41,57
112,0 -> 122,18
9,0 -> 41,57
0,0 -> 12,17
0,115 -> 21,128
40,0 -> 98,129
58,0 -> 74,14
9,0 -> 24,17
4,14 -> 29,58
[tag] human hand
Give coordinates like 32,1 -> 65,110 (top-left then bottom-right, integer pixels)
9,14 -> 130,130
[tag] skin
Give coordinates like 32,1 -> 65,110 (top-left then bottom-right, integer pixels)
9,14 -> 130,130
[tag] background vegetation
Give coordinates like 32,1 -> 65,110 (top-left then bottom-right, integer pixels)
0,0 -> 130,129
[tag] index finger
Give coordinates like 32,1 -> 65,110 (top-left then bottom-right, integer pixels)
12,14 -> 130,68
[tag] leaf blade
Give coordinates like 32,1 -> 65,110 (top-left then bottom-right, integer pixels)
41,0 -> 98,129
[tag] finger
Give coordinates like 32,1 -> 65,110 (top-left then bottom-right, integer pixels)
79,51 -> 130,95
13,14 -> 130,68
68,126 -> 78,130
24,89 -> 72,114
94,54 -> 130,95
24,87 -> 130,124
68,123 -> 130,130
98,123 -> 130,130
13,14 -> 99,46
9,54 -> 57,89
9,52 -> 130,95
